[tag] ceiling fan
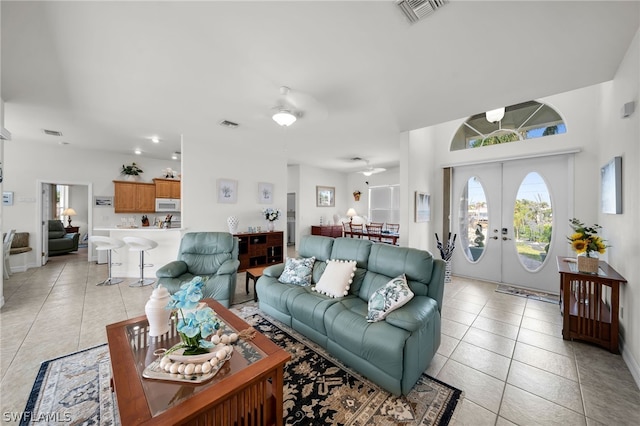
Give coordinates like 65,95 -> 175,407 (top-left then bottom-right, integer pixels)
271,86 -> 328,127
353,157 -> 386,176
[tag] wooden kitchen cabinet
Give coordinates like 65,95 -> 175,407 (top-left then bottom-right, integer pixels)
154,178 -> 181,199
113,181 -> 156,213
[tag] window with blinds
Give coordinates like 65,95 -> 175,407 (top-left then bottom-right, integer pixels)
368,185 -> 400,224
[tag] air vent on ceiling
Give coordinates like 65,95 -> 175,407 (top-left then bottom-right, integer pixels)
219,120 -> 239,128
43,129 -> 63,136
396,0 -> 448,24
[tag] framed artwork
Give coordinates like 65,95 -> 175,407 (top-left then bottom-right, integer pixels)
601,156 -> 622,214
316,186 -> 335,207
94,196 -> 113,207
415,191 -> 430,222
217,179 -> 238,203
258,182 -> 274,204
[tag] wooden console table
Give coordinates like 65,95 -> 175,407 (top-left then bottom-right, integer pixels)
556,256 -> 627,353
311,225 -> 343,238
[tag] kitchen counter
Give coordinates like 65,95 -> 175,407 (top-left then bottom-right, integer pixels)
92,227 -> 185,280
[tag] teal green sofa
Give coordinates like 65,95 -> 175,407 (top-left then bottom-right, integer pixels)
155,232 -> 240,307
256,235 -> 445,395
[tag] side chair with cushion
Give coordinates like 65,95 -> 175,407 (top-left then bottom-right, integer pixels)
48,220 -> 80,255
156,232 -> 240,307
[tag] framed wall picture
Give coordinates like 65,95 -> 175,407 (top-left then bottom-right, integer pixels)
601,156 -> 622,214
94,196 -> 113,207
217,178 -> 238,203
316,186 -> 335,207
415,191 -> 430,222
258,182 -> 274,204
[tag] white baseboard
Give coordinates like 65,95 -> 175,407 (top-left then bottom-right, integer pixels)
9,252 -> 34,273
620,334 -> 640,389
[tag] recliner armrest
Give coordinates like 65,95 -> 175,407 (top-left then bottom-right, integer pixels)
383,296 -> 438,332
263,263 -> 285,277
156,260 -> 188,278
216,259 -> 240,275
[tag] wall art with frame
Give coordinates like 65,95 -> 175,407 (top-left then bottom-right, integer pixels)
217,179 -> 238,204
316,186 -> 335,207
258,182 -> 274,204
94,196 -> 113,207
415,191 -> 431,222
601,156 -> 622,214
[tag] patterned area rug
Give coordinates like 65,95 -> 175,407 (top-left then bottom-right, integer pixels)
495,284 -> 559,304
23,309 -> 462,425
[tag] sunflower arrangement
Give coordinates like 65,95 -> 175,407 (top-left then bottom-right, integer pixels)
567,218 -> 608,258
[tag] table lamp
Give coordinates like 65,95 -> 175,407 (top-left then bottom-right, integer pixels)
62,207 -> 77,228
346,208 -> 357,223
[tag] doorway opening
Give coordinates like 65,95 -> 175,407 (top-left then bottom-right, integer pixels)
37,180 -> 93,265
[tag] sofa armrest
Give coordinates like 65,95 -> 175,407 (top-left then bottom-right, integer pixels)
263,263 -> 285,278
384,296 -> 439,332
64,232 -> 80,250
156,260 -> 188,278
217,259 -> 240,275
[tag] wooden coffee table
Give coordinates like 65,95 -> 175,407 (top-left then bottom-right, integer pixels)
106,299 -> 290,425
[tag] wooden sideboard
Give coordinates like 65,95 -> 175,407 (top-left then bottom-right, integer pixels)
235,231 -> 283,271
311,225 -> 343,238
556,256 -> 627,353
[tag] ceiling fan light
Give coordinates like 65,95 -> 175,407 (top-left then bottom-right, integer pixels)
272,110 -> 297,127
486,107 -> 505,123
362,171 -> 373,176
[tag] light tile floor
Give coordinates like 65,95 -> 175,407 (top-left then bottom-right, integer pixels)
1,249 -> 639,425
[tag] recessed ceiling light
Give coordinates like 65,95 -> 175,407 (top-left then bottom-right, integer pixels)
134,149 -> 142,155
151,136 -> 160,143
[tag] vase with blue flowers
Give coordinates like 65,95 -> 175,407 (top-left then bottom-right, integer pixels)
166,276 -> 223,355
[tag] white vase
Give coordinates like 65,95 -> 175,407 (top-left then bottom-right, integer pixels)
145,285 -> 172,337
267,221 -> 275,232
227,216 -> 239,234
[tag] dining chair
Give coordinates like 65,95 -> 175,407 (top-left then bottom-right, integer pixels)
386,223 -> 400,233
365,223 -> 383,242
3,229 -> 16,279
342,221 -> 351,237
349,223 -> 364,238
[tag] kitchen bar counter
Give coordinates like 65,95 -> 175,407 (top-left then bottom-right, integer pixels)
93,227 -> 185,279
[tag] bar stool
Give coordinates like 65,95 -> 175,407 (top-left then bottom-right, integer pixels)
123,236 -> 158,287
90,236 -> 125,285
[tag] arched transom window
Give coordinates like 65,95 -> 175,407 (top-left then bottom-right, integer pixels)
450,100 -> 566,151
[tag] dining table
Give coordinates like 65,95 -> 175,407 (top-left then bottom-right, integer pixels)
343,229 -> 400,245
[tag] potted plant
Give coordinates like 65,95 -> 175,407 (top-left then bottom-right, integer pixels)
121,162 -> 144,181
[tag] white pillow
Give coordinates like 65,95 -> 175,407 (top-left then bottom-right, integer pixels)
366,274 -> 414,323
314,259 -> 357,298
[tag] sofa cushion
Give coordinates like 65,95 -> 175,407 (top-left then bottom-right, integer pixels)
366,274 -> 414,323
288,288 -> 349,335
257,276 -> 308,316
365,244 -> 434,298
314,259 -> 356,298
178,232 -> 234,275
278,256 -> 316,286
329,238 -> 372,294
325,299 -> 410,378
298,235 -> 334,262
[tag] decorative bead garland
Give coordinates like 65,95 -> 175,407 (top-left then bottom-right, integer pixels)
158,332 -> 239,376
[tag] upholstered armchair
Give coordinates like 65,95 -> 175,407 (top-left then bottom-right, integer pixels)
156,232 -> 240,307
48,220 -> 80,255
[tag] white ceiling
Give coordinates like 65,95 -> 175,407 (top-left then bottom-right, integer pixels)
2,1 -> 638,173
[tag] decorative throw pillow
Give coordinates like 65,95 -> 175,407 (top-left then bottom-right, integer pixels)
314,259 -> 357,298
278,257 -> 316,286
366,274 -> 414,323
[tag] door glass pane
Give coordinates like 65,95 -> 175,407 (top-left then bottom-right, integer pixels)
513,172 -> 553,271
459,177 -> 488,262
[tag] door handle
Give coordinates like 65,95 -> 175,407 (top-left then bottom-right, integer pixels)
490,236 -> 499,240
502,236 -> 512,241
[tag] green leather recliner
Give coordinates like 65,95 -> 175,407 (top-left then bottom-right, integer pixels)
155,232 -> 240,307
256,235 -> 445,396
48,220 -> 79,255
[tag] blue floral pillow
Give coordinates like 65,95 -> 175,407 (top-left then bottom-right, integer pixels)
278,257 -> 316,286
366,274 -> 414,323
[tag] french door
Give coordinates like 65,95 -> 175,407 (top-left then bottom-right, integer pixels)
451,155 -> 572,294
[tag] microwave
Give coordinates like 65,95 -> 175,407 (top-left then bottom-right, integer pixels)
155,198 -> 181,212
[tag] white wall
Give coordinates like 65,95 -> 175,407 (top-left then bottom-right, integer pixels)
181,132 -> 287,237
69,184 -> 89,239
596,28 -> 640,385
